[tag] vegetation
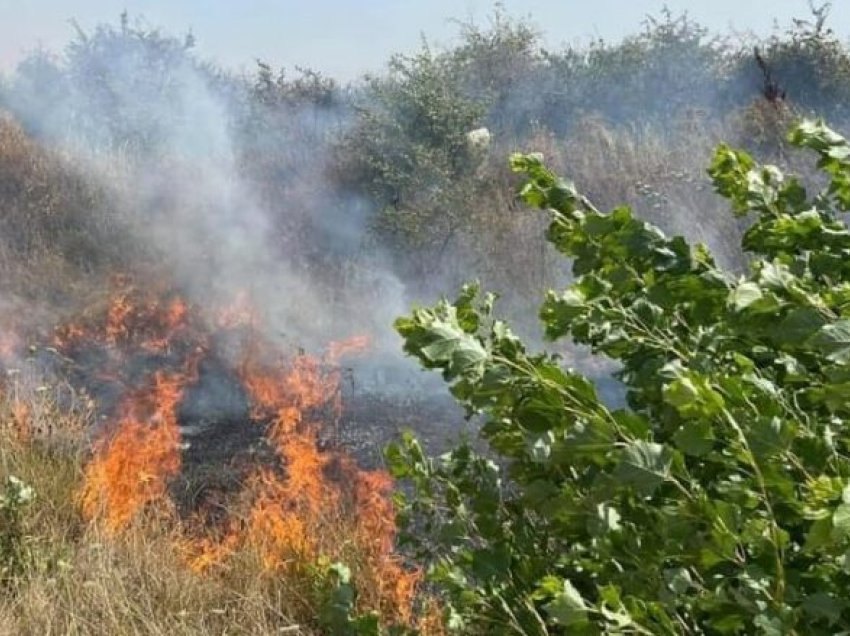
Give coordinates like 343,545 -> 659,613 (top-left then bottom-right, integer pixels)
6,5 -> 850,319
0,370 -> 439,635
392,119 -> 850,633
6,3 -> 850,635
0,475 -> 35,586
11,113 -> 850,633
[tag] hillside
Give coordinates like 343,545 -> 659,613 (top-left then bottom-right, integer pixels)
2,4 -> 850,634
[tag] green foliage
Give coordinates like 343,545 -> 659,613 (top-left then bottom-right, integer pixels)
338,43 -> 486,265
252,63 -> 340,110
8,12 -> 219,153
318,562 -> 380,636
389,119 -> 850,633
446,10 -> 541,135
541,9 -> 727,134
0,475 -> 35,586
317,562 -> 415,636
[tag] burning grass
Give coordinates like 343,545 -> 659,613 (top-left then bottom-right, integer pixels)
0,280 -> 443,634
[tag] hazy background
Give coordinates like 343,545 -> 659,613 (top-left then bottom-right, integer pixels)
1,0 -> 849,78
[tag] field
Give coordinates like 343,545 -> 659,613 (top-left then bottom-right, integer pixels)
2,4 -> 850,634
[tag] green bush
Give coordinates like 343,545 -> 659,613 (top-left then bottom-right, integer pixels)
337,45 -> 484,263
389,119 -> 850,633
0,475 -> 35,586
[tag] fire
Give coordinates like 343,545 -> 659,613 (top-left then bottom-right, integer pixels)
52,280 -> 429,627
105,292 -> 133,343
142,297 -> 189,352
0,310 -> 30,368
10,399 -> 31,442
216,290 -> 257,330
327,334 -> 371,363
189,338 -> 422,623
79,369 -> 187,533
54,281 -> 196,356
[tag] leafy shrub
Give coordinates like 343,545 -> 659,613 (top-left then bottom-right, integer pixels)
752,2 -> 850,123
389,119 -> 850,633
0,475 -> 35,586
336,44 -> 485,266
318,562 -> 384,636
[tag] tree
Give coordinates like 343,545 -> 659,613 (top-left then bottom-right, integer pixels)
388,120 -> 850,633
6,13 -> 227,154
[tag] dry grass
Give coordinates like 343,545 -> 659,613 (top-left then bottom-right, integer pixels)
458,101 -> 808,328
0,115 -> 115,290
0,366 -> 439,636
0,113 -> 137,358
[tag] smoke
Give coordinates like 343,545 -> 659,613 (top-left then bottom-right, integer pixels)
0,19 -> 418,383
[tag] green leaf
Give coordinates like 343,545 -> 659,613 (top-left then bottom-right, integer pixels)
775,308 -> 829,344
812,320 -> 850,364
663,370 -> 725,418
664,567 -> 693,595
588,503 -> 622,536
329,562 -> 352,584
805,517 -> 834,552
614,441 -> 673,495
673,420 -> 715,456
758,261 -> 795,290
833,504 -> 850,541
802,593 -> 846,624
753,614 -> 786,636
471,545 -> 511,582
730,281 -> 763,311
746,417 -> 795,461
541,288 -> 587,339
542,579 -> 589,627
663,376 -> 699,407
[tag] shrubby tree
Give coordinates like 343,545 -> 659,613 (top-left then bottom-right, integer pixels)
389,120 -> 850,633
446,10 -> 542,136
240,61 -> 348,193
6,13 -> 228,154
335,42 -> 487,284
539,9 -> 728,135
751,2 -> 850,122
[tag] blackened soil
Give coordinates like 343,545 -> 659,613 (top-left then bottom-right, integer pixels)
324,390 -> 472,469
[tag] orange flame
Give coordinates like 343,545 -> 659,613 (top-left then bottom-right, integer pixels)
327,334 -> 371,364
57,282 -> 431,627
216,290 -> 258,330
8,399 -> 31,443
79,369 -> 188,533
55,284 -> 194,356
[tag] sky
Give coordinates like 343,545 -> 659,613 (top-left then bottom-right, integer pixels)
0,0 -> 847,80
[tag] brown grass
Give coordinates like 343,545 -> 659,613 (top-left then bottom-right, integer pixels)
0,365 -> 441,636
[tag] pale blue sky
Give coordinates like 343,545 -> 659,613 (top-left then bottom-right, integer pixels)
0,1 -> 847,79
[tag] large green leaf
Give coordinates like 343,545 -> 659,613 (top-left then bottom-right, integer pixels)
812,320 -> 850,364
541,578 -> 589,627
614,441 -> 673,495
